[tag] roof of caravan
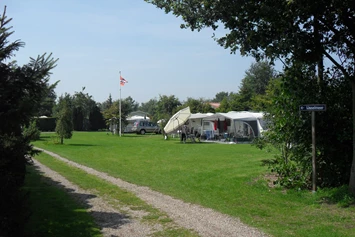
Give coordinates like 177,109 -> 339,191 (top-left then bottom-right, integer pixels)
189,113 -> 214,119
190,111 -> 264,121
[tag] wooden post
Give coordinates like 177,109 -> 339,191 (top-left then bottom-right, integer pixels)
312,111 -> 317,192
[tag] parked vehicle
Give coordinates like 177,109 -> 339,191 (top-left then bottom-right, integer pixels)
131,120 -> 161,135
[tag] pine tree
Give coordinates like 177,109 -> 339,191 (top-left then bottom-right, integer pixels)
55,95 -> 73,144
0,6 -> 57,236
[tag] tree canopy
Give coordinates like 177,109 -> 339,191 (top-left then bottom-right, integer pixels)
55,94 -> 73,144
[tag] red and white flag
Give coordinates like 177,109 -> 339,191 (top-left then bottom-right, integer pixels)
120,75 -> 128,86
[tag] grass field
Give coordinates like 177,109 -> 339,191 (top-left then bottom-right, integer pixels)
32,132 -> 355,237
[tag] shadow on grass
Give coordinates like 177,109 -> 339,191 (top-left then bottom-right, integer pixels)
175,141 -> 216,145
125,134 -> 162,138
68,144 -> 97,147
25,165 -> 131,236
318,185 -> 355,207
39,135 -> 51,139
261,159 -> 276,166
90,211 -> 131,229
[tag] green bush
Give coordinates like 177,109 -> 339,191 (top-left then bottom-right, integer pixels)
23,120 -> 41,141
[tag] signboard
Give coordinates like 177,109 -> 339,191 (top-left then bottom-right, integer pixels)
299,104 -> 326,111
299,103 -> 326,192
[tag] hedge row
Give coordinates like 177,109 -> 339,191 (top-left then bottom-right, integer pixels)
36,117 -> 56,131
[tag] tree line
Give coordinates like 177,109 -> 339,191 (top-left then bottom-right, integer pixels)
36,61 -> 272,141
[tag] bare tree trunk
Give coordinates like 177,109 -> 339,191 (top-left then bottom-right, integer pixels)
350,80 -> 355,196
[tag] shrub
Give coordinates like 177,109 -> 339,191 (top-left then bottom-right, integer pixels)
23,120 -> 41,141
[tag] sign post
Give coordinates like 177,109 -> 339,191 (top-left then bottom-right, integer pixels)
299,104 -> 326,192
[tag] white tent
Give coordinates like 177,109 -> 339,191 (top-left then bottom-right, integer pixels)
187,111 -> 266,140
203,111 -> 266,138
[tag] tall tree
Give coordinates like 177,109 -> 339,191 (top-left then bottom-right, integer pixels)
139,98 -> 158,119
157,95 -> 181,118
0,7 -> 57,236
146,0 -> 355,194
55,94 -> 73,144
89,104 -> 106,131
102,97 -> 134,133
124,96 -> 139,112
212,91 -> 229,103
236,61 -> 276,111
216,97 -> 230,113
182,97 -> 214,113
72,88 -> 96,131
100,93 -> 113,111
37,81 -> 59,117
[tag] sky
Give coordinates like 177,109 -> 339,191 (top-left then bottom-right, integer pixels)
4,0 -> 261,104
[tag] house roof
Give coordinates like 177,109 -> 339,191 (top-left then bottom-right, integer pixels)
209,102 -> 220,109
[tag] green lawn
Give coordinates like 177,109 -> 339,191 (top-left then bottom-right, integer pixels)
32,132 -> 355,237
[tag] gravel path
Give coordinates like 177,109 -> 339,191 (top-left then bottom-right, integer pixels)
35,148 -> 269,237
33,159 -> 160,237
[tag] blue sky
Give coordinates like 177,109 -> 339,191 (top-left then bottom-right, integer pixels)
4,0 -> 260,104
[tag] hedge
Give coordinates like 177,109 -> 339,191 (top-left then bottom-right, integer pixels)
37,117 -> 56,131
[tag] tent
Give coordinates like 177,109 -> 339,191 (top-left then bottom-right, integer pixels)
203,111 -> 266,138
187,111 -> 266,140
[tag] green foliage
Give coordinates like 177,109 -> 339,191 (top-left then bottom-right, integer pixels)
215,97 -> 230,112
181,97 -> 214,113
37,117 -> 56,131
0,6 -> 57,236
212,91 -> 229,102
100,93 -> 113,111
146,0 -> 354,73
147,95 -> 182,125
318,186 -> 355,208
102,97 -> 136,133
264,64 -> 352,189
72,88 -> 96,131
251,137 -> 268,150
234,61 -> 276,111
37,81 -> 58,117
139,98 -> 158,118
89,104 -> 106,131
270,154 -> 311,189
23,120 -> 41,141
55,94 -> 73,144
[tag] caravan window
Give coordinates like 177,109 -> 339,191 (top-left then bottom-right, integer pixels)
258,119 -> 269,130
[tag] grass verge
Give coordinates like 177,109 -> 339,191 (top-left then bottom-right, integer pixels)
34,152 -> 198,237
23,164 -> 101,237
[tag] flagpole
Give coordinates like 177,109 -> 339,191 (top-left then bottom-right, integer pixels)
119,71 -> 122,137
